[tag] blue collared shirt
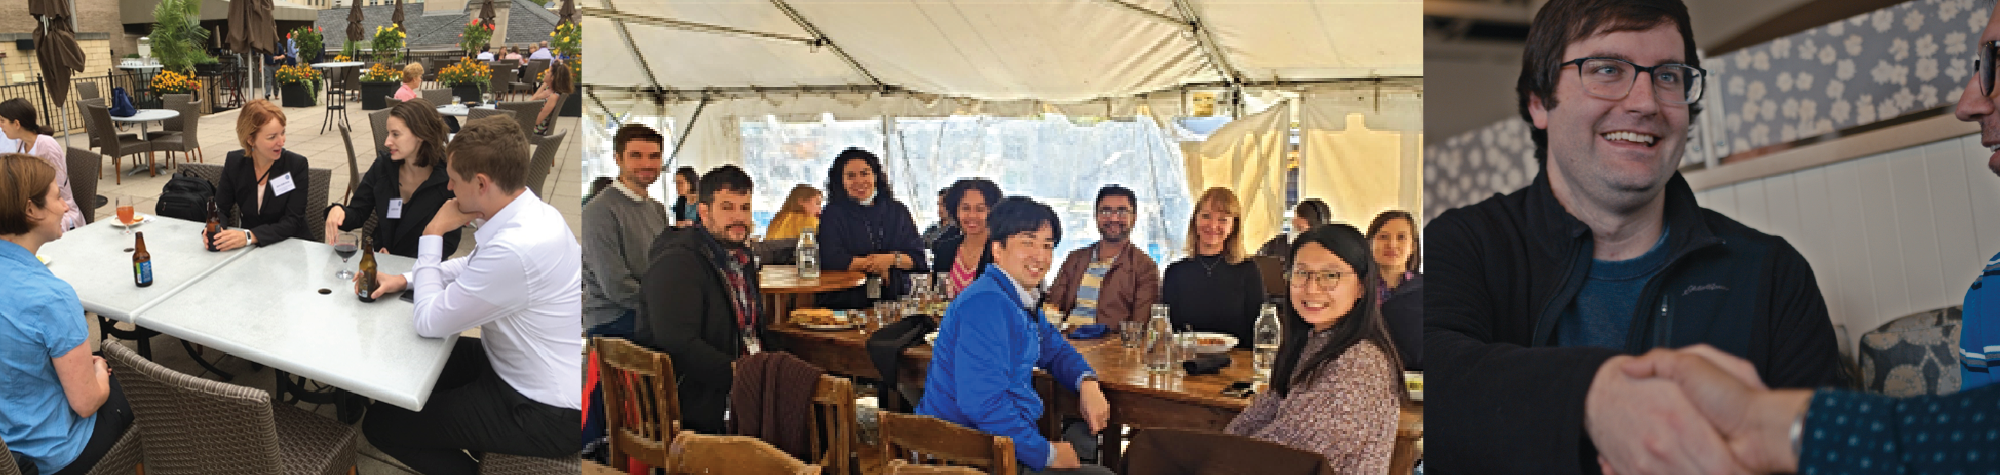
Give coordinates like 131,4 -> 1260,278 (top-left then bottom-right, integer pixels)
0,240 -> 95,474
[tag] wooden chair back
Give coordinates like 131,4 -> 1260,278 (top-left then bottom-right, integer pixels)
1390,406 -> 1423,475
594,337 -> 678,472
877,412 -> 1015,475
665,432 -> 822,475
885,460 -> 987,474
808,375 -> 857,475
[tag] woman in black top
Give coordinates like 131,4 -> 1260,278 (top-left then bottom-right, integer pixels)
1368,210 -> 1423,370
205,100 -> 309,251
816,148 -> 928,309
1258,198 -> 1330,266
324,99 -> 461,257
1162,187 -> 1266,348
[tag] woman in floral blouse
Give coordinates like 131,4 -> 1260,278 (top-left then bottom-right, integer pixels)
1224,223 -> 1409,470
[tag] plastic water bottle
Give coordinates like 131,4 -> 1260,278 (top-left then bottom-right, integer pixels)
797,228 -> 820,280
1253,302 -> 1281,387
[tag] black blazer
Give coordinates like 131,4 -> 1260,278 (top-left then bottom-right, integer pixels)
216,149 -> 310,246
332,151 -> 460,258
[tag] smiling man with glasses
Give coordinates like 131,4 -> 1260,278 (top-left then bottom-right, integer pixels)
1048,185 -> 1162,332
1424,0 -> 1846,473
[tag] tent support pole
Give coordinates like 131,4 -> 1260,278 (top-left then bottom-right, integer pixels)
667,95 -> 708,168
1170,0 -> 1242,96
1091,0 -> 1182,26
769,0 -> 885,89
601,0 -> 668,93
578,7 -> 816,44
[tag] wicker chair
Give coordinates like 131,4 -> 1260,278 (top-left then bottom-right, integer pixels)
75,99 -> 134,151
477,453 -> 582,475
492,101 -> 542,137
421,89 -> 453,108
176,163 -> 331,243
81,102 -> 154,185
0,422 -> 143,475
468,107 -> 515,127
102,342 -> 359,475
524,128 -> 566,201
334,122 -> 379,239
369,108 -> 392,156
488,69 -> 513,102
148,95 -> 205,167
65,147 -> 101,225
77,81 -> 101,102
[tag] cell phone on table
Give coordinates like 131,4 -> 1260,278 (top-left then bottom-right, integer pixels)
398,291 -> 414,303
1221,381 -> 1255,398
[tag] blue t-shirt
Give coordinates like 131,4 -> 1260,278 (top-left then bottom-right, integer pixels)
0,240 -> 95,474
1557,231 -> 1672,350
1959,251 -> 2000,391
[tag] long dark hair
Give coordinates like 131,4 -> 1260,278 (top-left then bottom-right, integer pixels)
1271,224 -> 1409,401
825,147 -> 893,207
0,99 -> 53,137
1366,210 -> 1421,271
387,99 -> 450,168
943,178 -> 1001,227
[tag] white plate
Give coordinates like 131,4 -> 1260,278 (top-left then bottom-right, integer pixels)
924,331 -> 938,344
108,213 -> 154,228
1184,332 -> 1238,353
797,310 -> 853,330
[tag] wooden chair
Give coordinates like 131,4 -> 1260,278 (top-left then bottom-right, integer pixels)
477,453 -> 582,475
876,412 -> 1015,475
664,432 -> 822,475
594,337 -> 678,472
1390,406 -> 1423,475
885,460 -> 986,474
808,375 -> 858,475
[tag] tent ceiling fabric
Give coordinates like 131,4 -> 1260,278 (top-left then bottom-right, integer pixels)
584,0 -> 1420,103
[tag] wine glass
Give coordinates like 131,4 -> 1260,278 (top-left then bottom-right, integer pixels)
114,196 -> 136,235
333,231 -> 359,280
481,93 -> 494,106
451,96 -> 462,108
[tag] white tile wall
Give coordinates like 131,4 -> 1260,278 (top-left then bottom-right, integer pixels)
1695,133 -> 2000,354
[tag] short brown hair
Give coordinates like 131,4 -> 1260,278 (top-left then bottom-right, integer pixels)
446,115 -> 530,191
0,153 -> 56,235
1517,0 -> 1699,161
1185,187 -> 1247,264
612,124 -> 663,158
235,99 -> 287,152
388,99 -> 451,168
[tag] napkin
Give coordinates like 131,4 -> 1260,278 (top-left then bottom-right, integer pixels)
1182,353 -> 1234,375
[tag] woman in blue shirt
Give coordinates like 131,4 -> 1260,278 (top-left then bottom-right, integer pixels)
0,154 -> 132,475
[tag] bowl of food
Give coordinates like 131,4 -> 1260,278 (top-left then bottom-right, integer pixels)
791,308 -> 851,330
1183,332 -> 1238,354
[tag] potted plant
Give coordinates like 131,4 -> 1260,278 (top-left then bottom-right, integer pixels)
275,64 -> 318,107
437,57 -> 490,105
551,21 -> 582,116
290,26 -> 325,65
359,62 -> 401,110
459,19 -> 494,57
371,24 -> 406,66
151,70 -> 202,106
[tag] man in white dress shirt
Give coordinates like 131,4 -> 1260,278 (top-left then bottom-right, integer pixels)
359,115 -> 582,475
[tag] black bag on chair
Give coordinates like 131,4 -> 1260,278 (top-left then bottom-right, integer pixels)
155,169 -> 216,222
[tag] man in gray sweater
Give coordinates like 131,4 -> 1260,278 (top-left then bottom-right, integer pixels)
583,124 -> 671,338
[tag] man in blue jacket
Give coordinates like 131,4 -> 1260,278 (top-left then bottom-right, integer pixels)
916,196 -> 1112,474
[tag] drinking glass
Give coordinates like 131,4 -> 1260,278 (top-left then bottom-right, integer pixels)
114,196 -> 136,235
1121,322 -> 1143,348
333,231 -> 360,280
481,93 -> 494,105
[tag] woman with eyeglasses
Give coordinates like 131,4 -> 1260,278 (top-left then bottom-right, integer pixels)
1368,210 -> 1423,370
1161,187 -> 1265,348
1224,223 -> 1408,470
931,178 -> 1001,295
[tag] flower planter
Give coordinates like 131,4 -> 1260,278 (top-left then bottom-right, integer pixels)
281,82 -> 314,107
360,80 -> 399,110
449,85 -> 483,105
561,91 -> 580,117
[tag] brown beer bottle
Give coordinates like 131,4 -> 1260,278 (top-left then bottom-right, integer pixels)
356,237 -> 378,302
133,232 -> 153,287
204,198 -> 222,252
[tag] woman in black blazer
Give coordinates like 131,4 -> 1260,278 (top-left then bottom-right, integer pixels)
206,100 -> 309,251
324,100 -> 460,257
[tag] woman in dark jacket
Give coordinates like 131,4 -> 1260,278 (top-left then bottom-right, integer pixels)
1258,199 -> 1330,266
1162,187 -> 1266,348
205,99 -> 309,251
1367,210 -> 1422,370
324,99 -> 461,257
929,178 -> 1001,295
816,148 -> 928,309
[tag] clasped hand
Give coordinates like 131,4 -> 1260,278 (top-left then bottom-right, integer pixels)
1589,344 -> 1809,475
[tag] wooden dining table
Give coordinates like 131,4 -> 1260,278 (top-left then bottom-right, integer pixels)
758,264 -> 866,325
771,321 -> 1421,470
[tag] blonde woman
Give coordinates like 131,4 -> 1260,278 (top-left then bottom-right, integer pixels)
1161,187 -> 1264,348
765,184 -> 823,241
394,62 -> 422,102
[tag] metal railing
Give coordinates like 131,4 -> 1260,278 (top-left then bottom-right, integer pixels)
0,72 -> 151,136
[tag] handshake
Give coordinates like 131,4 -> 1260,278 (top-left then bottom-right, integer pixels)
1586,345 -> 1817,475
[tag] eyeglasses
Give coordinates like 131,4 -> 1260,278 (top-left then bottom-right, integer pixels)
1557,57 -> 1707,105
1977,41 -> 2000,97
1286,269 -> 1348,290
1096,207 -> 1134,217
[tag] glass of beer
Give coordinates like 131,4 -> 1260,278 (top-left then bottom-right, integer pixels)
115,196 -> 136,235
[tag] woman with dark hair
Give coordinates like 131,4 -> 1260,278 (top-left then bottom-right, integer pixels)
0,99 -> 83,230
206,99 -> 309,251
931,178 -> 1002,294
817,147 -> 928,309
1225,224 -> 1407,470
529,60 -> 572,135
672,166 -> 699,227
1368,210 -> 1422,370
1162,187 -> 1265,348
0,154 -> 134,475
1258,198 -> 1331,263
325,99 -> 461,258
